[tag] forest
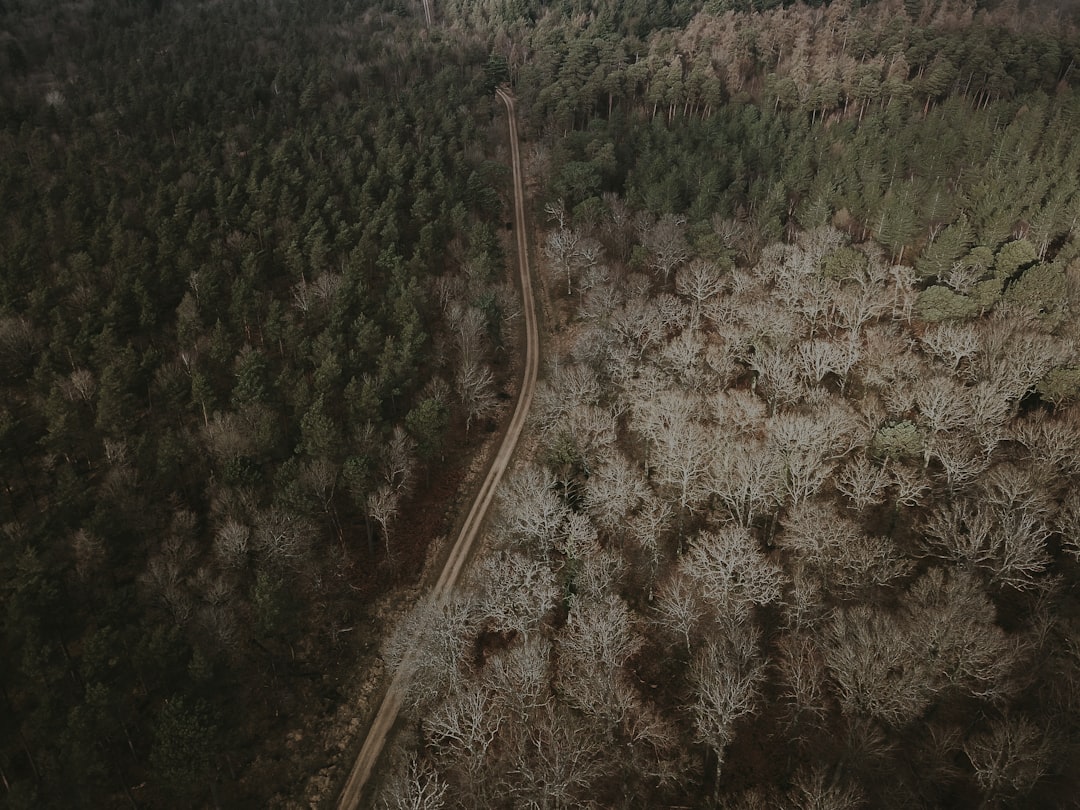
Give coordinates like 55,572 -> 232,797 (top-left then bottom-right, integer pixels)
0,0 -> 515,806
3,0 -> 1080,807
376,0 -> 1080,808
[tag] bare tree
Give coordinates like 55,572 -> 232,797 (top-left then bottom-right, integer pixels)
903,569 -> 1019,703
62,367 -> 96,403
782,564 -> 831,632
768,407 -> 860,508
930,433 -> 990,492
915,375 -> 971,438
423,679 -> 507,786
582,451 -> 650,536
920,321 -> 980,374
456,359 -> 498,433
888,263 -> 918,322
558,594 -> 643,674
644,213 -> 690,282
658,329 -> 709,393
711,439 -> 781,529
675,259 -> 726,331
291,277 -> 311,313
922,495 -> 1051,591
779,503 -> 911,599
774,633 -> 829,736
788,765 -> 865,810
609,296 -> 665,361
626,492 -> 672,572
653,570 -> 703,651
505,701 -> 604,809
139,547 -> 194,626
579,269 -> 623,323
492,465 -> 568,551
1010,408 -> 1080,477
963,380 -> 1012,457
833,282 -> 888,334
557,594 -> 644,727
823,604 -> 932,727
559,403 -> 618,473
213,518 -> 250,569
367,484 -> 401,556
384,594 -> 478,712
978,463 -> 1054,520
544,226 -> 582,296
202,410 -> 257,462
1056,488 -> 1080,562
834,454 -> 890,510
377,753 -> 447,810
826,566 -> 1018,730
888,462 -> 931,509
543,198 -> 567,229
470,550 -> 559,638
635,391 -> 715,512
974,307 -> 1064,407
254,506 -> 316,566
71,527 -> 106,581
963,713 -> 1051,803
383,426 -> 416,492
484,637 -> 553,724
704,337 -> 740,390
688,617 -> 766,797
676,527 -> 785,623
857,324 -> 923,417
796,336 -> 861,391
738,295 -> 806,352
532,362 -> 602,438
710,389 -> 767,437
570,542 -> 626,603
747,345 -> 806,413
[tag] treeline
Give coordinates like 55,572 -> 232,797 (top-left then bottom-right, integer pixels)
514,0 -> 1079,130
0,0 -> 512,806
453,0 -> 1080,266
513,0 -> 1080,324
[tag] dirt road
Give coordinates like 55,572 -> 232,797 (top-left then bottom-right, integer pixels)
334,87 -> 539,810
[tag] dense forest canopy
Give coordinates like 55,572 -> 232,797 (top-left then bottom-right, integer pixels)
0,0 -> 515,806
375,0 -> 1080,809
4,0 -> 1080,807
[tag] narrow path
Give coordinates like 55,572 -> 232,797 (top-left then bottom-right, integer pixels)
335,87 -> 539,810
420,0 -> 432,27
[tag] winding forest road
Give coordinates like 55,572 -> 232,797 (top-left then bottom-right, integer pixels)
335,87 -> 539,809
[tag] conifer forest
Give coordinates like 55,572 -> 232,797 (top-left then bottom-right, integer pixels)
3,0 -> 1080,807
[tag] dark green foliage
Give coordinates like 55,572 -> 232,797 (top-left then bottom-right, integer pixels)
1036,366 -> 1080,407
916,284 -> 985,321
0,0 -> 503,805
916,217 -> 973,279
820,246 -> 869,282
149,697 -> 218,795
406,397 -> 451,461
1005,260 -> 1069,326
